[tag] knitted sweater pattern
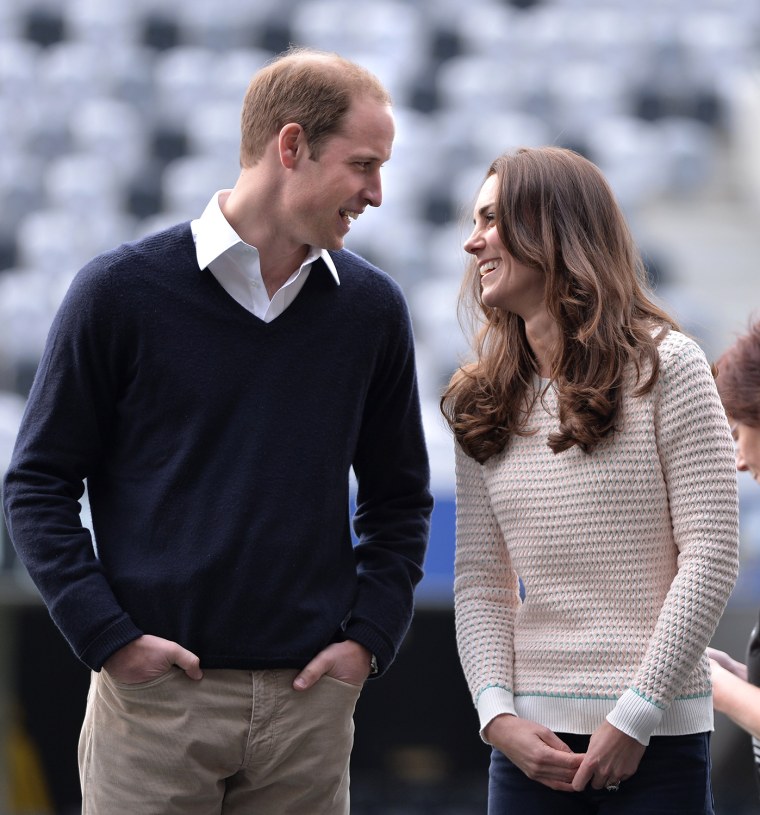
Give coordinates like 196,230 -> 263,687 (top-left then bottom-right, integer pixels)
454,330 -> 739,744
3,224 -> 432,673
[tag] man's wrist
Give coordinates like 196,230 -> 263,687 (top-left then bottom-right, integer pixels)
343,638 -> 378,675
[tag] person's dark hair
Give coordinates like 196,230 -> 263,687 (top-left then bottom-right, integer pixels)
441,146 -> 679,464
239,45 -> 391,167
715,320 -> 760,428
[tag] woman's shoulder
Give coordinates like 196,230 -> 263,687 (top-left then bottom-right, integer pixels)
652,328 -> 720,409
655,328 -> 708,368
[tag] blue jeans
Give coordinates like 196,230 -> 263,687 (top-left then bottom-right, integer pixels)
488,732 -> 715,814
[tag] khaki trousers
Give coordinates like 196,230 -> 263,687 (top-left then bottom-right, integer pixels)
78,667 -> 361,814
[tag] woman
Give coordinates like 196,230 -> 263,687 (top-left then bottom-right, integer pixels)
709,319 -> 760,792
441,146 -> 739,813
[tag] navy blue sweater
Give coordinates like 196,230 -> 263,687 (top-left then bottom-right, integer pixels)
3,223 -> 432,673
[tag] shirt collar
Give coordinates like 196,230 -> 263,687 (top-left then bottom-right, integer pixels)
192,191 -> 340,285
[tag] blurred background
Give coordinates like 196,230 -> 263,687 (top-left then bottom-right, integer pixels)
0,0 -> 759,812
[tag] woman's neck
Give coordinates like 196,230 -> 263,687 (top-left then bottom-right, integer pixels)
524,312 -> 560,378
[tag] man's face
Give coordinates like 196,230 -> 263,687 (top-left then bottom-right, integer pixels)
287,98 -> 395,251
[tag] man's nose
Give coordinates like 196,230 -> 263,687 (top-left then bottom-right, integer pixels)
365,170 -> 383,208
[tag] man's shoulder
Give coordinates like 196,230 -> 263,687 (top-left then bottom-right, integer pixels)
76,222 -> 194,284
59,222 -> 195,319
109,221 -> 194,267
328,246 -> 382,274
328,248 -> 404,298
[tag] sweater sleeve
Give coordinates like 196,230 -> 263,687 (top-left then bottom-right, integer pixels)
2,256 -> 143,670
606,333 -> 739,744
454,442 -> 522,734
346,286 -> 433,675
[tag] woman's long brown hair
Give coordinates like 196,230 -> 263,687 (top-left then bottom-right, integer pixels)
441,147 -> 679,464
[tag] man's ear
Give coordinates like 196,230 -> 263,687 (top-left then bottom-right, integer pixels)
279,123 -> 306,169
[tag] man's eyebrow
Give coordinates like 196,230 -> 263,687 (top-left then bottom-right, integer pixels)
350,149 -> 390,161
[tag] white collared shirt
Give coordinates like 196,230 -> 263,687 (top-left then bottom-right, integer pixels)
191,191 -> 340,322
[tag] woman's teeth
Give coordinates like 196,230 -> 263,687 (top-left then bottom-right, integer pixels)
480,260 -> 498,276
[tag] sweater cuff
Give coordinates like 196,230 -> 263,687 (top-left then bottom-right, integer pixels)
606,688 -> 665,746
477,685 -> 517,741
80,615 -> 144,671
342,619 -> 393,678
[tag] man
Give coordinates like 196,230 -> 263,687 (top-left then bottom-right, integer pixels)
3,46 -> 432,814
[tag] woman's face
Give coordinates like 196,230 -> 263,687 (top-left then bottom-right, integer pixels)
463,174 -> 545,320
732,422 -> 760,483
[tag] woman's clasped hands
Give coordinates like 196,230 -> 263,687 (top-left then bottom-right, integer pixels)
484,715 -> 645,794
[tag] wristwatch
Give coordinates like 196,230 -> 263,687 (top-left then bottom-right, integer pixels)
369,653 -> 378,675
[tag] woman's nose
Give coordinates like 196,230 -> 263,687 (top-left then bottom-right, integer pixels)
463,229 -> 481,255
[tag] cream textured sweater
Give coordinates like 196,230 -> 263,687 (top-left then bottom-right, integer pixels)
454,330 -> 739,746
